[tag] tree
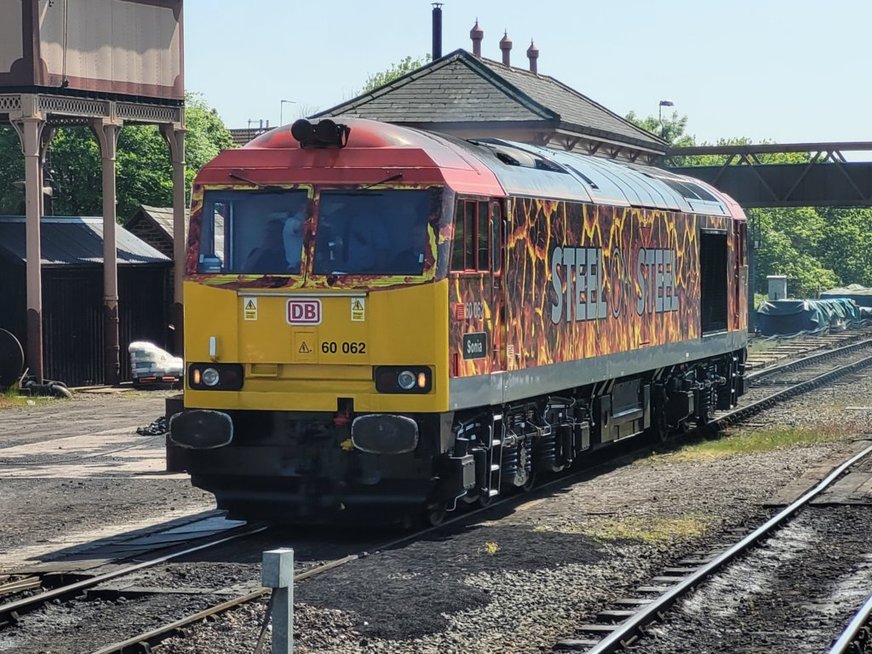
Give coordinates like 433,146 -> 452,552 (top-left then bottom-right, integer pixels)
748,206 -> 839,298
0,92 -> 233,219
359,55 -> 429,94
625,109 -> 694,149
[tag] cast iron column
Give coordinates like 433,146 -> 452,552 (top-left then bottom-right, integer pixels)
93,116 -> 122,385
17,107 -> 45,383
161,121 -> 186,355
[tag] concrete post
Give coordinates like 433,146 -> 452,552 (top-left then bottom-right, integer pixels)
92,117 -> 122,386
18,114 -> 45,383
161,121 -> 186,355
262,548 -> 294,654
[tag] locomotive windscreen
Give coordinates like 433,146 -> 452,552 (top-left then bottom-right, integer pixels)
313,190 -> 432,276
197,190 -> 308,275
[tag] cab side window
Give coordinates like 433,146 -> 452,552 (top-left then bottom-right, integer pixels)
451,199 -> 491,272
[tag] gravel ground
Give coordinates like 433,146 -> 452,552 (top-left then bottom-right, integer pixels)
0,389 -> 214,573
154,369 -> 872,653
3,350 -> 870,653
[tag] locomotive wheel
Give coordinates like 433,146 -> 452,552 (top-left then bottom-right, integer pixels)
649,410 -> 670,443
425,504 -> 447,527
476,490 -> 495,508
521,471 -> 537,493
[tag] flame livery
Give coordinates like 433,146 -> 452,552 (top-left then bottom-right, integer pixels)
168,118 -> 749,524
450,201 -> 746,381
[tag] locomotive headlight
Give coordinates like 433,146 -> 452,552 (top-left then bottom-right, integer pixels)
374,366 -> 432,394
397,370 -> 416,390
188,363 -> 244,391
201,367 -> 221,387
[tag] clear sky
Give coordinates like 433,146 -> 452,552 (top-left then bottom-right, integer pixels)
185,0 -> 872,146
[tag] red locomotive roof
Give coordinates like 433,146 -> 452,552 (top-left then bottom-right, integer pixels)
196,118 -> 505,197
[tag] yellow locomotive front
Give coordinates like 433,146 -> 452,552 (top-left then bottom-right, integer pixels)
167,119 -> 497,522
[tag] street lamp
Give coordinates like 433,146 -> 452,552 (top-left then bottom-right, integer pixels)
658,99 -> 674,134
280,99 -> 295,126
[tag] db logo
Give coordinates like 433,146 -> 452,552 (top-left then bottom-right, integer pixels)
287,299 -> 322,325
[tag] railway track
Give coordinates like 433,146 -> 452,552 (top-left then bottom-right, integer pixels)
553,441 -> 872,653
829,590 -> 872,654
6,333 -> 872,653
0,522 -> 267,629
86,340 -> 872,653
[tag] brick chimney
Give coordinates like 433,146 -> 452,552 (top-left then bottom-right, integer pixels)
500,31 -> 512,66
526,40 -> 539,73
470,19 -> 484,57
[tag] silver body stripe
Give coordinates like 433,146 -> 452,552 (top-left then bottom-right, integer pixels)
449,330 -> 747,410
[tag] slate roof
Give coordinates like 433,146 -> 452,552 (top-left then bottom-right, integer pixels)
128,205 -> 175,236
476,57 -> 660,146
0,216 -> 171,266
314,49 -> 664,154
124,205 -> 185,260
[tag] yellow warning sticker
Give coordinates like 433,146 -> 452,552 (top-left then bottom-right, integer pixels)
243,297 -> 258,321
351,297 -> 366,322
294,332 -> 315,362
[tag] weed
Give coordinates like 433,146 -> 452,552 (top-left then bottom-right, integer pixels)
482,541 -> 500,555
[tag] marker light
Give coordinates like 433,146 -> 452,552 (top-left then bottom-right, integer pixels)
202,367 -> 221,387
417,372 -> 427,389
397,370 -> 416,390
192,369 -> 201,385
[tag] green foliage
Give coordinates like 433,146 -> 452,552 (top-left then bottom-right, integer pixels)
749,206 -> 838,298
625,110 -> 872,299
360,55 -> 429,94
625,109 -> 694,149
0,127 -> 25,213
0,92 -> 233,220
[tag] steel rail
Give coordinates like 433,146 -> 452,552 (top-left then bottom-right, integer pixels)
90,448 -> 647,653
716,353 -> 872,427
746,337 -> 872,382
89,554 -> 363,654
0,523 -> 268,628
581,445 -> 872,652
827,590 -> 872,654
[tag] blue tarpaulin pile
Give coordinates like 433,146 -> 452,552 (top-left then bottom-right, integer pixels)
756,298 -> 862,337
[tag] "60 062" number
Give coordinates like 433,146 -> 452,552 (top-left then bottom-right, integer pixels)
321,341 -> 367,355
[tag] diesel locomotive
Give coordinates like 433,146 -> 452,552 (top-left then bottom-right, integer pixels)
167,117 -> 748,523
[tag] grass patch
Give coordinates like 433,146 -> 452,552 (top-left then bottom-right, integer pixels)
0,387 -> 60,410
648,425 -> 846,464
584,515 -> 711,544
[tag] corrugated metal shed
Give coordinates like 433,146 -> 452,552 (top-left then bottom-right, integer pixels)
0,216 -> 170,266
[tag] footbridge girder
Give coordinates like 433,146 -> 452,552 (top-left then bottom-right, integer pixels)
664,142 -> 872,208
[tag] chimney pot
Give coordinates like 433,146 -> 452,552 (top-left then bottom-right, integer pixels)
499,31 -> 512,66
526,39 -> 539,73
470,19 -> 484,58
